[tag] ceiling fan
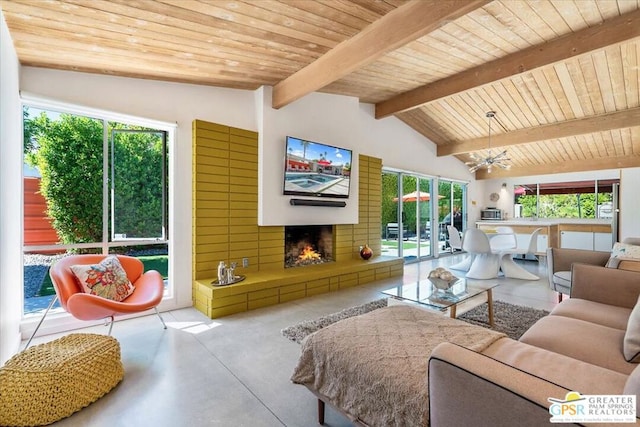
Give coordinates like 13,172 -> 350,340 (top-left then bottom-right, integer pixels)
466,111 -> 511,174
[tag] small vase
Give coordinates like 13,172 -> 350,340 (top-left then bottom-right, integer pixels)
360,244 -> 373,260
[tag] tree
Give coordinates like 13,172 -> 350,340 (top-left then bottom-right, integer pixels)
381,173 -> 399,228
26,112 -> 104,244
111,127 -> 165,238
301,139 -> 310,159
23,107 -> 38,155
24,111 -> 167,244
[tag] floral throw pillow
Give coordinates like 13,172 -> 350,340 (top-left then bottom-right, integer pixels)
71,256 -> 135,302
606,242 -> 640,269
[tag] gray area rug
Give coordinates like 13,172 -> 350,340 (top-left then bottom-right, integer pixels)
281,299 -> 387,344
457,300 -> 550,340
281,298 -> 549,343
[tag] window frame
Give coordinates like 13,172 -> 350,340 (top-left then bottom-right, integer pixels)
20,94 -> 177,333
513,179 -> 618,219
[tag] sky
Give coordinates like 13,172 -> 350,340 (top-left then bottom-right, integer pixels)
286,136 -> 352,166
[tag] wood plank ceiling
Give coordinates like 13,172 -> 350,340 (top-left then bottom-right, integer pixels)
2,0 -> 639,179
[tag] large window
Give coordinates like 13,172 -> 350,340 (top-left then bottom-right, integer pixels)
22,104 -> 172,316
513,180 -> 618,219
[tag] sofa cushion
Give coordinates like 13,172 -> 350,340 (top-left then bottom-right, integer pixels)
623,364 -> 640,415
624,295 -> 640,363
482,338 -> 628,396
550,299 -> 631,331
608,257 -> 640,272
519,315 -> 633,375
618,260 -> 640,272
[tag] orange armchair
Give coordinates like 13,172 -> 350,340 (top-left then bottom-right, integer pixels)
25,255 -> 166,348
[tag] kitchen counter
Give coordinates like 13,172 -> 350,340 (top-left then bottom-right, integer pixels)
476,219 -> 613,252
477,219 -> 612,226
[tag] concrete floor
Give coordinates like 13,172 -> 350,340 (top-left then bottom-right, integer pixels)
29,255 -> 557,427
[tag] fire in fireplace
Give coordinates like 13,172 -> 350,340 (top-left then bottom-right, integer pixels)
284,225 -> 333,268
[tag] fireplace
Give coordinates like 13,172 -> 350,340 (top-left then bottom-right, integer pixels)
284,225 -> 334,268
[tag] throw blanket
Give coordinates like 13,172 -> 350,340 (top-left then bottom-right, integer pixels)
291,305 -> 505,427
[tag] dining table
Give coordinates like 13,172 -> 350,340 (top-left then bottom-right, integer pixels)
452,228 -> 539,280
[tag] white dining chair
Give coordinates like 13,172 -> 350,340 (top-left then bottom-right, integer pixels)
462,228 -> 500,279
448,226 -> 474,271
498,228 -> 543,280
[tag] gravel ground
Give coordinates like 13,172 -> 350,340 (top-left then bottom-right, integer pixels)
24,254 -> 65,298
23,250 -> 167,298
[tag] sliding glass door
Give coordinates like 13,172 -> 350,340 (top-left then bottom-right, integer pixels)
381,172 -> 400,257
381,171 -> 433,261
438,179 -> 467,253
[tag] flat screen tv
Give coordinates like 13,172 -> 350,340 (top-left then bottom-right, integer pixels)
283,136 -> 352,198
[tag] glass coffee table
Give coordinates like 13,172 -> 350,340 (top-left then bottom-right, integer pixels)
382,279 -> 498,326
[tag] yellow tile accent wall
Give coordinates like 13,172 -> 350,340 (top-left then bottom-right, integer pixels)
193,120 -> 401,318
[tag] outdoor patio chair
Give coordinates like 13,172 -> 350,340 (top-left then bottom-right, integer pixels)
447,225 -> 463,253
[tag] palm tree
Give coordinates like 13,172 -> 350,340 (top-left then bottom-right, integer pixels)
301,140 -> 310,159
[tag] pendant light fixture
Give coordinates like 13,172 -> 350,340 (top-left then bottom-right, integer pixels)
466,111 -> 510,174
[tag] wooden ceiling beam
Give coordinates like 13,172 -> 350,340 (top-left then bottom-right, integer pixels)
376,9 -> 640,119
475,155 -> 640,180
438,107 -> 640,156
271,0 -> 489,109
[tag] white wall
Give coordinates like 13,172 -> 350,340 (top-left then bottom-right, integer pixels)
256,89 -> 484,226
620,168 -> 640,240
358,103 -> 484,222
257,86 -> 360,225
0,11 -> 23,364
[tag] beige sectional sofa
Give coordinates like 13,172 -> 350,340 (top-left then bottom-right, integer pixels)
429,263 -> 640,426
291,261 -> 640,426
547,237 -> 640,301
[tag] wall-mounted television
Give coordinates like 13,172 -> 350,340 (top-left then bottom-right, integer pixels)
283,136 -> 352,198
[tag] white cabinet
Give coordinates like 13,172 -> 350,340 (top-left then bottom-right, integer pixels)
537,234 -> 549,252
560,231 -> 612,251
560,231 -> 593,250
594,232 -> 613,251
514,233 -> 548,253
514,233 -> 548,259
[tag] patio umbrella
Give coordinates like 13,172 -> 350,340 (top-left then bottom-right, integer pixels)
514,186 -> 527,195
393,191 -> 438,202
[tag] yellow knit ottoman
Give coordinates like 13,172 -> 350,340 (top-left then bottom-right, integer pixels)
0,333 -> 124,426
